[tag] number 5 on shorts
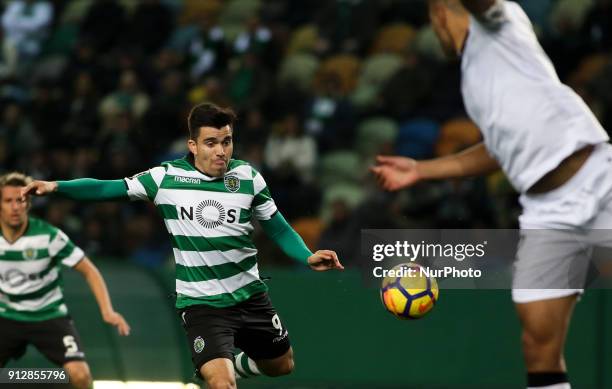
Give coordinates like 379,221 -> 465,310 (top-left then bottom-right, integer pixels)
63,335 -> 78,353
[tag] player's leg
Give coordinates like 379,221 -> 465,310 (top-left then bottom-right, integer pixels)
232,350 -> 263,379
179,304 -> 240,388
27,316 -> 89,389
515,295 -> 577,388
63,361 -> 92,389
253,346 -> 294,377
199,358 -> 237,389
234,293 -> 293,379
585,147 -> 612,276
512,227 -> 591,389
0,316 -> 29,367
233,348 -> 295,379
513,142 -> 612,388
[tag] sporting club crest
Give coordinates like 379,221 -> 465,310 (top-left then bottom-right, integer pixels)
23,247 -> 37,260
224,174 -> 240,193
194,336 -> 205,353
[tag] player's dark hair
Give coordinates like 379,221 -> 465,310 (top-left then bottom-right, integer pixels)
187,103 -> 237,140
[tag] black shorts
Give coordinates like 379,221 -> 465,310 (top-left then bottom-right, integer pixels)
178,292 -> 291,375
0,316 -> 85,367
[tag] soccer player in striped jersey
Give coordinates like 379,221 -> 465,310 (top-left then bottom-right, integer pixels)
23,102 -> 344,389
372,1 -> 612,388
0,172 -> 130,389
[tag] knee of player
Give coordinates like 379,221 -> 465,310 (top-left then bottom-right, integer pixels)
283,356 -> 295,375
521,328 -> 557,348
521,329 -> 562,360
68,369 -> 92,389
207,377 -> 237,389
268,356 -> 295,377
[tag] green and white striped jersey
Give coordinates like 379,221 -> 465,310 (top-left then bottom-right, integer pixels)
124,158 -> 277,309
0,217 -> 84,321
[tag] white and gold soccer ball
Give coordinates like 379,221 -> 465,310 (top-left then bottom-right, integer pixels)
380,263 -> 439,320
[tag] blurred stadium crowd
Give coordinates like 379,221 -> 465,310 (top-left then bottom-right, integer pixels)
1,0 -> 611,267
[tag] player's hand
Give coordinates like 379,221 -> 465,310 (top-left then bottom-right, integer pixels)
370,155 -> 421,191
20,180 -> 58,198
103,311 -> 131,336
307,250 -> 344,271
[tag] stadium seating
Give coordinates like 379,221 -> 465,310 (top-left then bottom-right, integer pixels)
370,23 -> 416,55
318,150 -> 363,187
278,53 -> 320,91
396,118 -> 440,159
355,117 -> 399,158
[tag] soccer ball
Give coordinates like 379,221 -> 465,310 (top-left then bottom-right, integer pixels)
380,263 -> 439,320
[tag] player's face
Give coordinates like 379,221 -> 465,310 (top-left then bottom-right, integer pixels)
188,125 -> 233,177
0,186 -> 28,229
428,2 -> 457,58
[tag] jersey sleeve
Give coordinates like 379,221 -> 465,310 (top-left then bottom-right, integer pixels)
251,169 -> 278,221
124,166 -> 166,202
48,229 -> 85,268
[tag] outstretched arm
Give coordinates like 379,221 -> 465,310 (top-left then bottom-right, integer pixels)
371,142 -> 500,191
73,257 -> 130,336
260,212 -> 344,271
21,179 -> 129,201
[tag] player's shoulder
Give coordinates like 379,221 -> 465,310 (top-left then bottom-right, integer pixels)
501,0 -> 528,21
228,159 -> 250,170
472,0 -> 527,31
227,159 -> 258,179
26,217 -> 59,237
157,157 -> 200,180
161,157 -> 194,171
477,0 -> 531,30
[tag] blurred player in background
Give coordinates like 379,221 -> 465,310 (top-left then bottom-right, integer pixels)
23,102 -> 344,389
372,0 -> 612,388
0,172 -> 130,389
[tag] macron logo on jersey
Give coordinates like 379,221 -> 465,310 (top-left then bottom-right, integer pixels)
175,176 -> 201,185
